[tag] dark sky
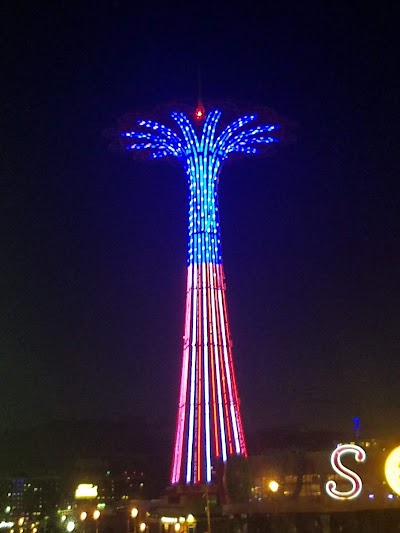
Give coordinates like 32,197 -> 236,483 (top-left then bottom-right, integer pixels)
1,2 -> 399,437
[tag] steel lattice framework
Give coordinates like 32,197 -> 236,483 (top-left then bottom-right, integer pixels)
118,106 -> 283,485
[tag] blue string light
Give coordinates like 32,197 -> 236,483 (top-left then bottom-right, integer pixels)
121,109 -> 279,265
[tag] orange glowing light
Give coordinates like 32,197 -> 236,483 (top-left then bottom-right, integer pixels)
195,103 -> 205,119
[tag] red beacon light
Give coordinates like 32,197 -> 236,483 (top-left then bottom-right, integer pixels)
195,102 -> 205,120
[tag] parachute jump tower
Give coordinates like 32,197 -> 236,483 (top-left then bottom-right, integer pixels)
116,101 -> 287,486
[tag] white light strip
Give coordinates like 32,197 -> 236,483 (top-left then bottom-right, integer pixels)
217,287 -> 240,453
210,263 -> 227,461
223,303 -> 247,456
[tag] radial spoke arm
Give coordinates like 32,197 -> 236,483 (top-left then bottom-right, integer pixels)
214,114 -> 257,154
171,112 -> 200,154
200,110 -> 222,153
224,125 -> 279,154
121,130 -> 183,156
136,120 -> 184,146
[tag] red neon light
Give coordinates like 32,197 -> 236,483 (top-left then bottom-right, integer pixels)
171,261 -> 247,484
195,102 -> 205,120
208,264 -> 219,458
215,265 -> 234,455
221,275 -> 247,456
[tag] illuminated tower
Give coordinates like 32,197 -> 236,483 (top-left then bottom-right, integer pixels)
117,104 -> 285,485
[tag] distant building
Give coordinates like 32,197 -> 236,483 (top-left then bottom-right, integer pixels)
0,475 -> 61,519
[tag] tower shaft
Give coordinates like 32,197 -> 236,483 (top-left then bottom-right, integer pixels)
171,154 -> 247,485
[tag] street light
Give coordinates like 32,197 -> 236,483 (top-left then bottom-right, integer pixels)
66,522 -> 75,533
128,507 -> 138,533
268,479 -> 279,527
93,511 -> 100,533
268,480 -> 279,493
139,523 -> 146,532
80,512 -> 87,533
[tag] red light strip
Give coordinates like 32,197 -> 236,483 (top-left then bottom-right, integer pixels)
214,266 -> 234,455
171,265 -> 193,482
172,262 -> 247,483
222,283 -> 247,456
216,264 -> 240,453
185,262 -> 198,483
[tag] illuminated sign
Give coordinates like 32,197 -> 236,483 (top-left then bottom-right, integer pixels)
326,444 -> 366,500
325,443 -> 400,500
75,483 -> 98,499
385,445 -> 400,496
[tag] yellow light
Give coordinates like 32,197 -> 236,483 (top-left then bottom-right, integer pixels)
174,524 -> 180,532
93,511 -> 100,521
18,519 -> 24,527
131,508 -> 138,519
139,523 -> 146,532
268,480 -> 279,493
80,512 -> 87,522
385,446 -> 400,496
186,515 -> 195,524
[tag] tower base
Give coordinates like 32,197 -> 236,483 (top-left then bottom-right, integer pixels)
163,483 -> 222,517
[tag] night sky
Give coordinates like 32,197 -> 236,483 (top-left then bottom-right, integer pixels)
1,3 -> 399,437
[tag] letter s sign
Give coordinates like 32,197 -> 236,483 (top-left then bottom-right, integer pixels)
326,444 -> 366,500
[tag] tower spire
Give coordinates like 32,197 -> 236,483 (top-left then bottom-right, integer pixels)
195,66 -> 205,120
